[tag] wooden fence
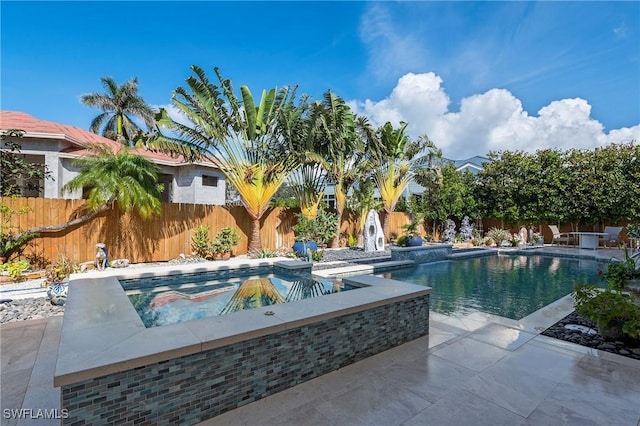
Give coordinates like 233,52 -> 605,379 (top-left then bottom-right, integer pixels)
2,197 -> 632,266
0,197 -> 415,265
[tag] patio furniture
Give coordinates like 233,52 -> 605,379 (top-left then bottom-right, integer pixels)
599,226 -> 623,248
570,232 -> 608,250
548,225 -> 574,246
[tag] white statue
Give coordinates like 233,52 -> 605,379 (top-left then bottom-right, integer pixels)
363,210 -> 385,252
95,243 -> 107,271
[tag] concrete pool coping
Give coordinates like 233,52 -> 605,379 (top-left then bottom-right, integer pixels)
53,247 -> 614,387
53,257 -> 432,387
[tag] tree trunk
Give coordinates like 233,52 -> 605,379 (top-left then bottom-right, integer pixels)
382,210 -> 390,241
248,216 -> 262,253
330,207 -> 343,248
6,206 -> 108,260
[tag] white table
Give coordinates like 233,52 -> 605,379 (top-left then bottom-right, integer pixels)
570,232 -> 608,249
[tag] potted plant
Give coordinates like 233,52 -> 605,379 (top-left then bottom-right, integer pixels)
44,256 -> 78,306
191,225 -> 213,259
292,214 -> 319,256
625,223 -> 640,251
532,232 -> 544,246
508,233 -> 522,247
212,227 -> 240,260
400,216 -> 423,247
486,228 -> 509,247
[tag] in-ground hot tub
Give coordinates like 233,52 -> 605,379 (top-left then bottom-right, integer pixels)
54,258 -> 431,425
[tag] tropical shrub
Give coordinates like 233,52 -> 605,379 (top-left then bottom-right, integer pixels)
191,225 -> 213,259
0,260 -> 30,279
486,228 -> 509,246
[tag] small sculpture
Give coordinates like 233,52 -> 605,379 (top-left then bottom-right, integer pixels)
95,243 -> 107,271
363,210 -> 385,252
442,219 -> 457,243
519,227 -> 528,245
459,216 -> 474,242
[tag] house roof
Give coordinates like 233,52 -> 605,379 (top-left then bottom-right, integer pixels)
0,111 -> 217,168
452,156 -> 488,170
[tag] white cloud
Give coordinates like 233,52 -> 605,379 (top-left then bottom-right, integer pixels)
350,72 -> 640,159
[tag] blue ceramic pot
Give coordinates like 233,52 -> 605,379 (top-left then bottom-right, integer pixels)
292,241 -> 318,256
406,237 -> 423,247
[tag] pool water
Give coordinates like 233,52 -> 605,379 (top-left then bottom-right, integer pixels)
382,255 -> 604,320
127,274 -> 351,327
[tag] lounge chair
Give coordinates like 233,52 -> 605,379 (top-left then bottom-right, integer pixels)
548,225 -> 574,246
599,226 -> 623,248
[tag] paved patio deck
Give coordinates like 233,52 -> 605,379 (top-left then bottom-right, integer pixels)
1,247 -> 639,425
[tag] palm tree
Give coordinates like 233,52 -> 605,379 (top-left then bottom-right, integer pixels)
81,77 -> 156,145
372,122 -> 442,237
61,145 -> 164,219
306,91 -> 374,247
9,146 -> 164,248
155,66 -> 301,252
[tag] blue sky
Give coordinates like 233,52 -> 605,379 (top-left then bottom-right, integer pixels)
2,1 -> 639,158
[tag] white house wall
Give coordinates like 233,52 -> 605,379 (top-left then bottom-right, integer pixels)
171,165 -> 226,205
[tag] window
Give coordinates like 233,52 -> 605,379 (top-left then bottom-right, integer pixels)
158,174 -> 173,202
203,175 -> 219,187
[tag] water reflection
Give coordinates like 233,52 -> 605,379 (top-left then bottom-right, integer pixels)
128,275 -> 350,327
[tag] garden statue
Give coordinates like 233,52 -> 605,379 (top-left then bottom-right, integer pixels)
363,210 -> 385,252
442,219 -> 457,243
95,243 -> 107,271
459,216 -> 474,242
519,227 -> 528,245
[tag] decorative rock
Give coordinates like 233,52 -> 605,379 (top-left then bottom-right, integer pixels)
110,258 -> 130,268
563,324 -> 597,335
542,311 -> 640,361
0,297 -> 64,323
363,210 -> 385,252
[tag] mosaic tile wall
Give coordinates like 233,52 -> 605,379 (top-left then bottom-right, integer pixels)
61,294 -> 430,425
390,245 -> 452,263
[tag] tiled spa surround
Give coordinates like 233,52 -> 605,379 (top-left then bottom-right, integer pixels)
54,260 -> 431,425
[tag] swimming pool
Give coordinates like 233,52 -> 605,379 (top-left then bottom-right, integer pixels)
382,254 -> 604,320
126,273 -> 351,327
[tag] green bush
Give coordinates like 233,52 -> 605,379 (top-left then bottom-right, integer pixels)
191,225 -> 213,259
574,284 -> 640,340
0,260 -> 30,279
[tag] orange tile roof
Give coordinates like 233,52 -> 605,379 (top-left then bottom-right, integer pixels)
0,110 -> 217,168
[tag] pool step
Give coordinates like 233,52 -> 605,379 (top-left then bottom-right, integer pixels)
312,260 -> 414,279
371,260 -> 414,272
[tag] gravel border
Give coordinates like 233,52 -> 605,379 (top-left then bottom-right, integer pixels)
541,311 -> 640,360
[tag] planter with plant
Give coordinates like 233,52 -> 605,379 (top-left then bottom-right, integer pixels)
44,256 -> 79,306
508,233 -> 522,247
399,216 -> 423,247
292,207 -> 338,256
626,223 -> 640,251
191,225 -> 213,259
212,227 -> 240,260
486,228 -> 509,247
